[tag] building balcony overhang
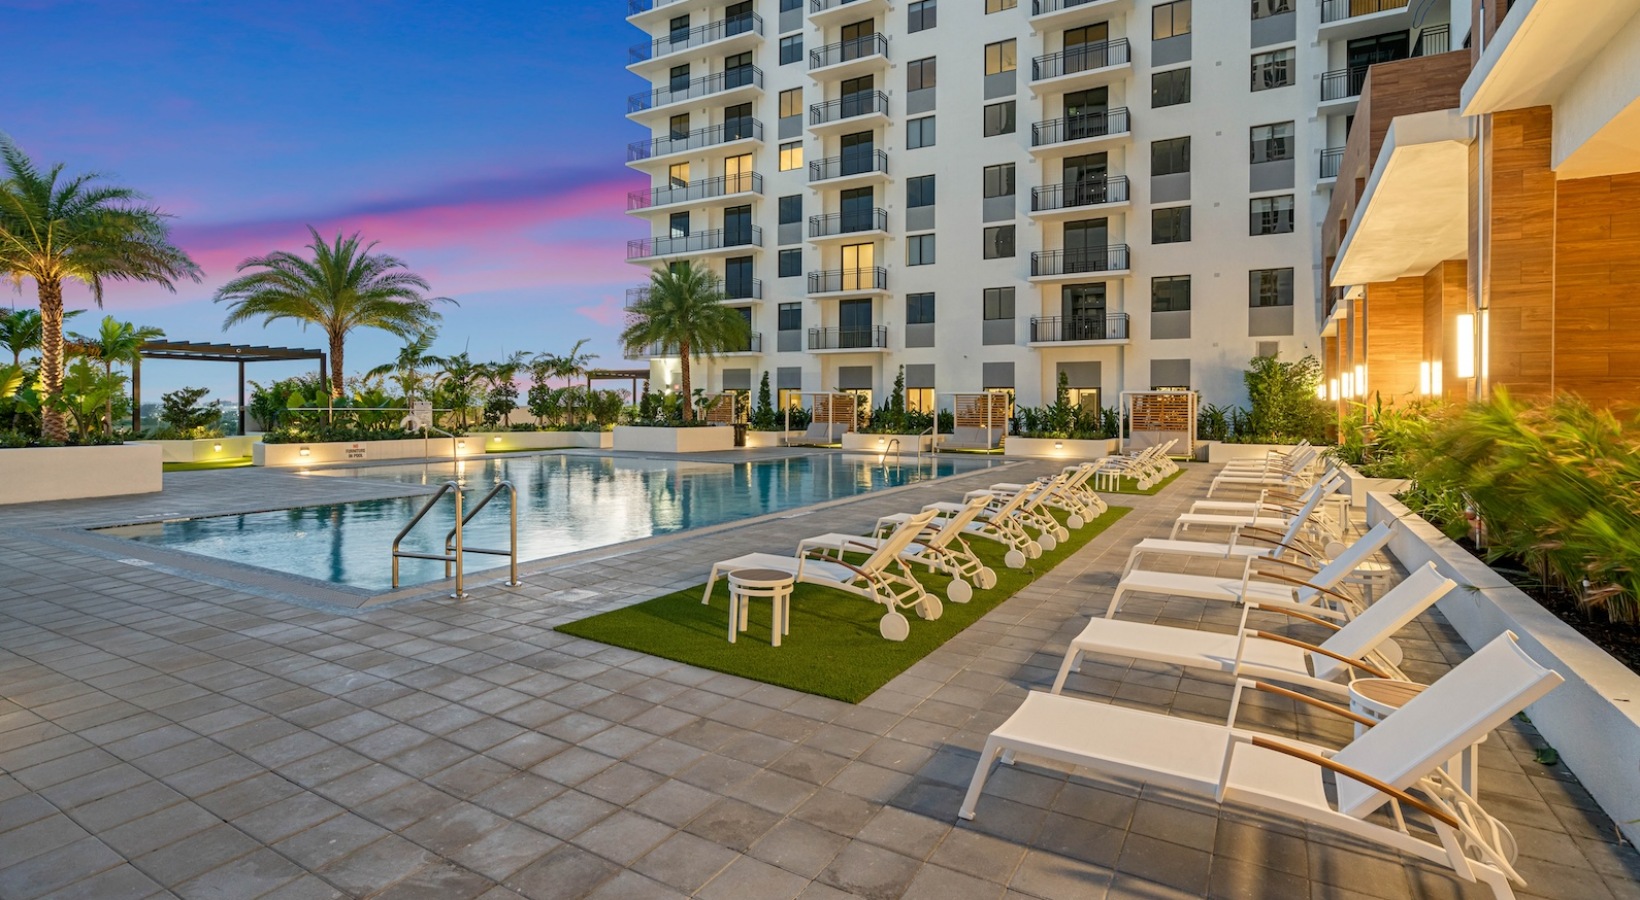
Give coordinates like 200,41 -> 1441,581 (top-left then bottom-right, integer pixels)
808,0 -> 889,28
1317,0 -> 1414,43
627,16 -> 763,74
1028,0 -> 1127,30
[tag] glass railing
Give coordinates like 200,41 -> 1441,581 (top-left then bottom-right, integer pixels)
627,120 -> 762,162
629,13 -> 762,64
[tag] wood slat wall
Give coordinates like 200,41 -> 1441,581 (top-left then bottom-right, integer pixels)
1481,107 -> 1557,399
1550,172 -> 1640,407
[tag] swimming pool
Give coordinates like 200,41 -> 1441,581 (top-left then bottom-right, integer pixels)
99,452 -> 1000,592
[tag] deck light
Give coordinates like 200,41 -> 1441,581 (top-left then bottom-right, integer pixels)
298,446 -> 310,457
213,442 -> 223,452
492,436 -> 502,443
457,440 -> 466,451
1456,313 -> 1476,378
1054,441 -> 1064,450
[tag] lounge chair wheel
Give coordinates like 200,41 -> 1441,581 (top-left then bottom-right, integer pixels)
1054,526 -> 1070,542
947,579 -> 972,604
1004,550 -> 1026,569
1067,514 -> 1084,529
918,596 -> 943,620
879,611 -> 910,641
976,568 -> 998,589
1025,541 -> 1042,559
1037,533 -> 1058,552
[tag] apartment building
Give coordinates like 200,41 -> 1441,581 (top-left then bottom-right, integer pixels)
1322,0 -> 1640,411
621,0 -> 1464,414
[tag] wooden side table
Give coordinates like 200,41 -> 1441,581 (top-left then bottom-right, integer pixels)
727,568 -> 795,647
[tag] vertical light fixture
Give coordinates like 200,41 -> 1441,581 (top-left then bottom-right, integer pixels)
1328,379 -> 1340,401
1418,362 -> 1432,396
1455,313 -> 1476,378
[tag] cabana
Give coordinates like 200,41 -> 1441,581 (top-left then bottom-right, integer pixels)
785,392 -> 855,446
940,392 -> 1008,451
1121,390 -> 1196,456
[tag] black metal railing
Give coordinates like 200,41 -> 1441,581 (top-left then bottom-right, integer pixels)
1250,209 -> 1296,236
1031,107 -> 1130,147
810,0 -> 871,15
1031,39 -> 1130,81
1030,244 -> 1130,277
808,268 -> 888,294
1320,147 -> 1345,179
808,326 -> 888,350
628,173 -> 763,210
810,33 -> 888,70
809,149 -> 889,183
808,209 -> 887,239
724,278 -> 763,300
809,91 -> 889,127
1029,313 -> 1129,342
1320,66 -> 1369,102
725,332 -> 763,353
628,120 -> 762,162
629,66 -> 763,113
1414,24 -> 1451,57
1031,176 -> 1128,212
630,13 -> 762,63
624,340 -> 676,359
1320,0 -> 1408,24
627,226 -> 763,260
1032,0 -> 1110,15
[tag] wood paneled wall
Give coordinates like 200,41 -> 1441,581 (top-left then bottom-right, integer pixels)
1423,260 -> 1468,401
1479,106 -> 1557,399
1551,173 -> 1640,407
1364,278 -> 1426,402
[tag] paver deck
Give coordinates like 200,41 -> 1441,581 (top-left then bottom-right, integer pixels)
1,453 -> 1635,899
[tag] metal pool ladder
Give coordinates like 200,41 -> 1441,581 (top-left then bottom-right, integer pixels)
879,438 -> 901,469
390,480 -> 521,598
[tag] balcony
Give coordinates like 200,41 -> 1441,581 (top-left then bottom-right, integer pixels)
1414,24 -> 1450,58
1319,0 -> 1415,40
809,0 -> 889,27
807,267 -> 888,296
628,66 -> 762,117
628,13 -> 762,67
1319,147 -> 1345,181
808,326 -> 888,351
1029,176 -> 1129,217
623,340 -> 676,359
627,227 -> 763,261
1028,313 -> 1130,345
1320,66 -> 1369,107
809,150 -> 890,189
1030,0 -> 1126,28
809,34 -> 889,80
808,91 -> 890,134
627,173 -> 763,213
1029,39 -> 1131,93
1028,244 -> 1131,281
627,120 -> 762,165
628,279 -> 762,306
1029,108 -> 1131,156
808,209 -> 888,241
722,332 -> 763,354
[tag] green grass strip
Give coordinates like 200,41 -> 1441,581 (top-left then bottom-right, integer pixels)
555,505 -> 1131,703
1102,468 -> 1184,496
163,457 -> 255,472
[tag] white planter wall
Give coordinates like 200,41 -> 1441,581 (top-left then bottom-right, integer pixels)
1003,437 -> 1120,461
744,430 -> 785,449
0,444 -> 162,504
466,431 -> 611,452
841,433 -> 932,453
613,425 -> 736,453
1205,442 -> 1306,464
136,436 -> 260,463
1368,492 -> 1640,846
1337,463 -> 1411,508
255,438 -> 489,467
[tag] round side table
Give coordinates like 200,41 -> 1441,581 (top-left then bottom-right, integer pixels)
1349,677 -> 1483,797
727,568 -> 795,647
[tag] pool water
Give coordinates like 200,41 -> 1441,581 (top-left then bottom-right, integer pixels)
99,453 -> 999,592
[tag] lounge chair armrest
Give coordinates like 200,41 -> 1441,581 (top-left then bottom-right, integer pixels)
1247,606 -> 1343,631
1245,736 -> 1461,829
1247,631 -> 1390,679
1247,570 -> 1357,606
1247,681 -> 1377,728
801,550 -> 870,578
1249,557 -> 1322,576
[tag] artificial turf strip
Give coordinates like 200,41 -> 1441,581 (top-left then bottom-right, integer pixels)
555,505 -> 1131,703
162,457 -> 254,471
1102,468 -> 1184,496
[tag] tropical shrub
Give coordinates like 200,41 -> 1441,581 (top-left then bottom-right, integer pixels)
1242,354 -> 1330,444
150,386 -> 221,439
860,367 -> 935,434
1011,372 -> 1117,440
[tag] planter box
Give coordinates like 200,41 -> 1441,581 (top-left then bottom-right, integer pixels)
744,430 -> 786,449
1003,436 -> 1119,461
467,431 -> 611,452
1337,462 -> 1411,508
1368,492 -> 1640,846
1206,442 -> 1307,464
255,437 -> 488,467
0,444 -> 162,504
135,436 -> 260,463
841,433 -> 933,454
613,425 -> 736,453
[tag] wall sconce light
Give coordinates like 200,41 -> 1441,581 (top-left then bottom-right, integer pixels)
1353,365 -> 1366,397
1328,379 -> 1340,402
1314,383 -> 1327,401
877,437 -> 885,446
298,446 -> 311,457
1341,372 -> 1353,398
456,440 -> 466,450
1455,313 -> 1476,378
1054,441 -> 1064,450
213,442 -> 223,452
1418,362 -> 1433,396
491,436 -> 502,443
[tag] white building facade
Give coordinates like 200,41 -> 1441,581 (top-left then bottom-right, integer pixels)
622,0 -> 1463,413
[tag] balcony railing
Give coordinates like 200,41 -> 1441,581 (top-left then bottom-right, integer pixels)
1320,0 -> 1408,25
725,332 -> 763,353
1032,0 -> 1110,15
808,326 -> 888,350
626,0 -> 687,16
1031,176 -> 1129,212
808,209 -> 888,239
1029,313 -> 1129,343
809,91 -> 889,127
1319,147 -> 1345,179
1031,107 -> 1130,147
627,227 -> 763,260
629,66 -> 763,113
808,267 -> 888,294
629,278 -> 761,306
624,340 -> 676,359
628,120 -> 762,163
1030,244 -> 1130,277
810,0 -> 873,15
809,149 -> 889,183
630,13 -> 762,64
1031,39 -> 1130,81
628,173 -> 763,210
1320,65 -> 1369,102
810,33 -> 888,71
1414,24 -> 1451,57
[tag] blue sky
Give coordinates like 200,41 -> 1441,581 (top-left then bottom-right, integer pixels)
3,0 -> 646,399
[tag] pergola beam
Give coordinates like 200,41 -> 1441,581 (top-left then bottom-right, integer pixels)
133,340 -> 326,435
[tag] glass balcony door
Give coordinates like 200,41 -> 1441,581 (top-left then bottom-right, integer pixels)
841,242 -> 874,289
1064,218 -> 1108,271
839,131 -> 875,176
839,187 -> 874,233
1061,283 -> 1107,340
724,205 -> 752,246
724,154 -> 752,194
840,75 -> 874,118
1064,88 -> 1109,140
839,298 -> 873,348
1064,152 -> 1108,206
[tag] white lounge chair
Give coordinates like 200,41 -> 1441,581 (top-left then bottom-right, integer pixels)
986,462 -> 1107,528
1206,446 -> 1320,497
957,472 -> 1073,549
703,508 -> 941,641
798,495 -> 997,604
1216,439 -> 1312,471
1052,562 -> 1454,697
879,480 -> 1055,569
1187,468 -> 1343,516
962,633 -> 1564,899
1121,480 -> 1343,576
1170,474 -> 1347,540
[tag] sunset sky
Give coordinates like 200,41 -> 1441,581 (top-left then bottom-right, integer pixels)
4,0 -> 645,399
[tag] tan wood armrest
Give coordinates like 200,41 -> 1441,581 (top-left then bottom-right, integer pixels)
1247,736 -> 1461,829
1249,681 -> 1377,728
802,550 -> 869,578
1249,632 -> 1390,679
1254,607 -> 1344,631
1252,557 -> 1321,576
1248,571 -> 1357,606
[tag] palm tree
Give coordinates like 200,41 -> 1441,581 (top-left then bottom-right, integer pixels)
69,316 -> 163,435
0,138 -> 201,442
214,227 -> 452,399
366,330 -> 440,404
620,262 -> 748,421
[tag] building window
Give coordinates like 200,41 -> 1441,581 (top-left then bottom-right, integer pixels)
906,388 -> 935,413
1152,68 -> 1190,107
779,141 -> 803,171
982,163 -> 1015,198
779,195 -> 802,226
1250,195 -> 1295,235
907,293 -> 935,324
1250,268 -> 1294,306
1251,49 -> 1293,91
908,0 -> 936,32
779,249 -> 801,277
1250,122 -> 1294,163
1251,0 -> 1293,19
983,225 -> 1015,259
1153,0 -> 1191,39
983,101 -> 1016,136
669,211 -> 689,238
778,388 -> 802,409
907,174 -> 935,208
1153,206 -> 1191,243
779,35 -> 803,66
779,88 -> 803,119
908,116 -> 936,149
1151,137 -> 1191,176
908,234 -> 936,266
983,287 -> 1015,320
1151,275 -> 1191,311
984,39 -> 1016,75
908,57 -> 936,91
778,302 -> 802,330
779,0 -> 801,10
985,0 -> 1016,11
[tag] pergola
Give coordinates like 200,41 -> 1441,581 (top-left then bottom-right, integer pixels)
134,340 -> 326,435
584,367 -> 649,399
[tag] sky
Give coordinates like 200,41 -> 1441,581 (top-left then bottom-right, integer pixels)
3,0 -> 645,401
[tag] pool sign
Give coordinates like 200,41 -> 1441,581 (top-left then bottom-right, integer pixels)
346,444 -> 367,460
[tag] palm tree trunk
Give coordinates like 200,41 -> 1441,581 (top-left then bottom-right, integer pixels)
679,342 -> 693,422
37,279 -> 69,443
328,333 -> 346,398
103,360 -> 116,437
